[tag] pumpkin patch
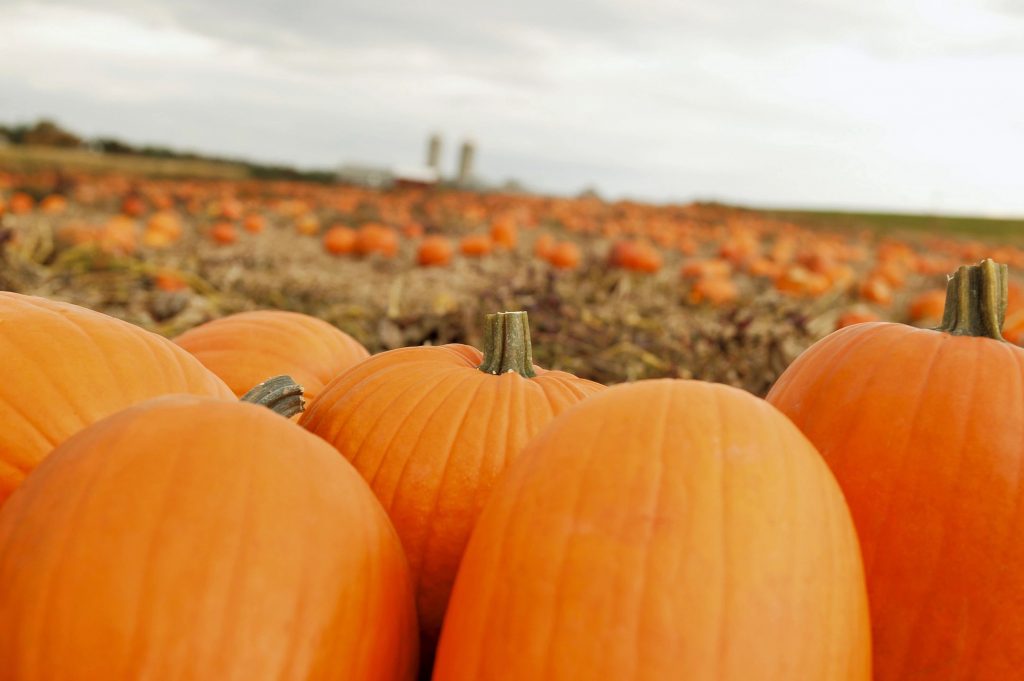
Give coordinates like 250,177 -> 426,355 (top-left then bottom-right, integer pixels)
4,163 -> 1024,679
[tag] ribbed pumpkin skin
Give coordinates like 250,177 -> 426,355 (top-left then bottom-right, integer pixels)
300,344 -> 603,645
768,322 -> 1024,679
434,380 -> 871,681
0,292 -> 234,505
174,310 -> 370,401
0,396 -> 418,681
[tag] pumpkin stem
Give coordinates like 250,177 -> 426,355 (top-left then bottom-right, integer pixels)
240,375 -> 305,417
936,258 -> 1007,341
478,311 -> 537,378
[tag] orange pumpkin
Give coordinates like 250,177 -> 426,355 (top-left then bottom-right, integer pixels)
8,192 -> 33,215
434,380 -> 870,680
0,395 -> 418,680
459,234 -> 492,257
489,218 -> 518,249
217,197 -> 243,220
152,269 -> 190,293
39,194 -> 67,215
768,260 -> 1024,679
323,226 -> 357,256
99,215 -> 138,255
295,214 -> 321,236
774,266 -> 830,297
836,308 -> 881,329
858,275 -> 892,305
417,235 -> 453,267
680,259 -> 732,280
300,312 -> 603,652
210,222 -> 238,245
356,223 -> 399,257
533,233 -> 556,260
402,221 -> 425,239
907,288 -> 947,324
175,310 -> 370,404
243,213 -> 266,234
120,194 -> 146,217
0,293 -> 233,505
609,239 -> 662,273
142,211 -> 183,248
547,241 -> 581,270
688,275 -> 739,305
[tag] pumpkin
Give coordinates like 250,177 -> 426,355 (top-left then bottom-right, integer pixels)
836,307 -> 881,329
0,292 -> 234,505
356,223 -> 399,257
0,292 -> 234,503
152,269 -> 190,293
745,256 -> 782,278
210,221 -> 238,245
300,311 -> 603,652
417,235 -> 453,267
120,194 -> 146,217
0,395 -> 418,681
768,259 -> 1024,679
39,194 -> 67,215
459,234 -> 492,257
295,214 -> 321,236
434,380 -> 870,680
533,233 -> 556,260
489,218 -> 518,249
142,211 -> 183,248
9,192 -> 33,215
688,275 -> 739,305
243,213 -> 266,234
608,239 -> 662,273
680,258 -> 732,280
857,275 -> 892,305
402,221 -> 425,239
99,215 -> 138,255
175,310 -> 370,404
907,288 -> 947,324
774,265 -> 830,297
546,241 -> 581,270
216,197 -> 243,220
323,225 -> 357,256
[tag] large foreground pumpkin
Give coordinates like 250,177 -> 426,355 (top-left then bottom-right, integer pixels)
174,310 -> 370,402
300,311 -> 603,649
0,292 -> 233,505
768,259 -> 1024,679
434,379 -> 870,680
0,395 -> 418,681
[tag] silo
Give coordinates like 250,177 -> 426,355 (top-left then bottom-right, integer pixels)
457,139 -> 476,186
427,133 -> 442,174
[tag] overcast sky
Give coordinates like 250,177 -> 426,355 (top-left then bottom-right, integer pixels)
1,0 -> 1023,215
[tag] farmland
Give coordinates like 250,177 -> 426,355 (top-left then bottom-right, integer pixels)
5,155 -> 1024,681
2,162 -> 1024,396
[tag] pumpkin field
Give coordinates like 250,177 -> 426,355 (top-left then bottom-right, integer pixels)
3,164 -> 1024,679
5,167 -> 1024,395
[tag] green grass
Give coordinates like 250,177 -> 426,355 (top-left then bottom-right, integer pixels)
760,208 -> 1024,240
0,145 -> 249,180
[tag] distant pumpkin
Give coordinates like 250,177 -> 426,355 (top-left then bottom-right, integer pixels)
417,235 -> 453,267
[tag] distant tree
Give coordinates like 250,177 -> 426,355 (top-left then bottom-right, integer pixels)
94,137 -> 137,154
22,119 -> 82,148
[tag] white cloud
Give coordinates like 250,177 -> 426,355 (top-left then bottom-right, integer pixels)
2,0 -> 1023,215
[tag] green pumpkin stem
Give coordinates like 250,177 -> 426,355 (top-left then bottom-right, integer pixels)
478,311 -> 537,378
240,375 -> 306,417
937,258 -> 1007,341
